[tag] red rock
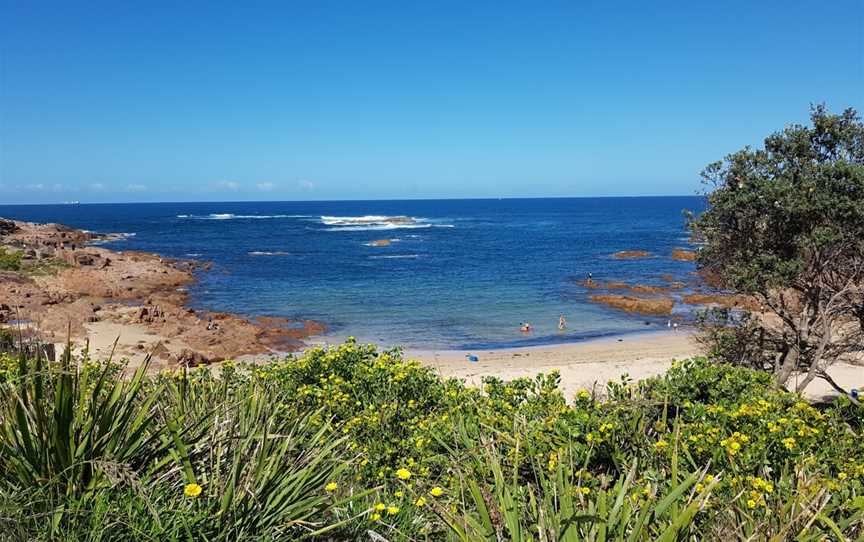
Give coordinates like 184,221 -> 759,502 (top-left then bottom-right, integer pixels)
612,250 -> 652,259
589,294 -> 674,315
671,249 -> 696,261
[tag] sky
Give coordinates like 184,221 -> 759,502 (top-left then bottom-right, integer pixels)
1,1 -> 862,204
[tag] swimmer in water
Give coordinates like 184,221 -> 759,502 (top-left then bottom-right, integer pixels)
520,322 -> 532,332
558,314 -> 566,330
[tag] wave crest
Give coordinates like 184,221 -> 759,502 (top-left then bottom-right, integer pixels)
321,215 -> 453,231
178,214 -> 308,220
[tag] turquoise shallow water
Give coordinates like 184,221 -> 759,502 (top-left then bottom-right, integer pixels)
0,197 -> 705,349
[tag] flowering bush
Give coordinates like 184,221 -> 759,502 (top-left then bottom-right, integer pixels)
1,340 -> 862,540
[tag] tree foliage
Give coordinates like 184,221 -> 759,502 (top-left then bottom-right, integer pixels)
692,105 -> 864,391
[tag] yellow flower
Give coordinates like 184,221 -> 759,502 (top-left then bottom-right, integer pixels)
746,499 -> 757,509
430,487 -> 444,497
371,513 -> 381,521
325,482 -> 338,492
184,483 -> 202,498
375,503 -> 386,511
580,487 -> 591,495
654,439 -> 669,451
415,496 -> 427,507
395,468 -> 411,480
394,490 -> 404,498
838,472 -> 848,480
386,505 -> 399,515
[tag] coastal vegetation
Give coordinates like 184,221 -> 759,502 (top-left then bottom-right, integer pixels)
2,110 -> 863,540
691,105 -> 864,393
0,341 -> 861,540
0,249 -> 22,272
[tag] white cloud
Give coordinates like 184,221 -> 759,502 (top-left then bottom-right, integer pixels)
256,182 -> 275,192
297,179 -> 314,191
125,184 -> 147,192
218,180 -> 240,190
25,183 -> 46,191
89,183 -> 105,191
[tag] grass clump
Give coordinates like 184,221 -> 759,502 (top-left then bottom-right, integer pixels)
0,248 -> 22,271
0,341 -> 861,540
20,256 -> 72,276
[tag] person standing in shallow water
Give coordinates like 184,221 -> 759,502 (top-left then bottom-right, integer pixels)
558,314 -> 566,330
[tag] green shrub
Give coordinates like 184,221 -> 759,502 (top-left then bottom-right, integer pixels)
0,248 -> 22,271
1,342 -> 862,540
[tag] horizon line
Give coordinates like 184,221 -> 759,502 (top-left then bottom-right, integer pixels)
0,194 -> 705,206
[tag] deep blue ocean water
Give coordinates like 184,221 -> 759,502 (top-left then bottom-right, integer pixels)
0,197 -> 705,349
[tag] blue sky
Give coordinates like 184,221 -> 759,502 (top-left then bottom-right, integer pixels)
1,1 -> 862,204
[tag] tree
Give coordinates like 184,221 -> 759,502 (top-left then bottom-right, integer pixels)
691,105 -> 864,393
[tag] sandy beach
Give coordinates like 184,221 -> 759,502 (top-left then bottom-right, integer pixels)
410,331 -> 861,401
411,331 -> 699,397
2,217 -> 859,399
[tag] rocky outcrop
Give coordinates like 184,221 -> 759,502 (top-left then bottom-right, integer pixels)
0,217 -> 326,366
671,249 -> 696,261
683,293 -> 761,311
74,253 -> 98,266
581,280 -> 668,294
173,348 -> 215,367
590,294 -> 674,315
612,250 -> 652,259
0,219 -> 19,237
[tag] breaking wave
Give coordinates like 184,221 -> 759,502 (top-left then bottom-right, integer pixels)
177,214 -> 309,220
321,215 -> 453,231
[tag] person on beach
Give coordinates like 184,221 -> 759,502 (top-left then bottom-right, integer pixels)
558,314 -> 566,330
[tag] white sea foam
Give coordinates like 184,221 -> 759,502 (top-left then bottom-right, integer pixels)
88,232 -> 136,245
321,215 -> 414,226
326,224 -> 435,232
319,215 -> 454,231
177,213 -> 307,220
368,254 -> 420,259
248,251 -> 289,256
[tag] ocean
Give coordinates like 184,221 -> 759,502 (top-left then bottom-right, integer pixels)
0,197 -> 705,349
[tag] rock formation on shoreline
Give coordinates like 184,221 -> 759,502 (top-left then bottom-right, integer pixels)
612,250 -> 652,259
0,217 -> 325,369
589,294 -> 674,315
671,249 -> 697,261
